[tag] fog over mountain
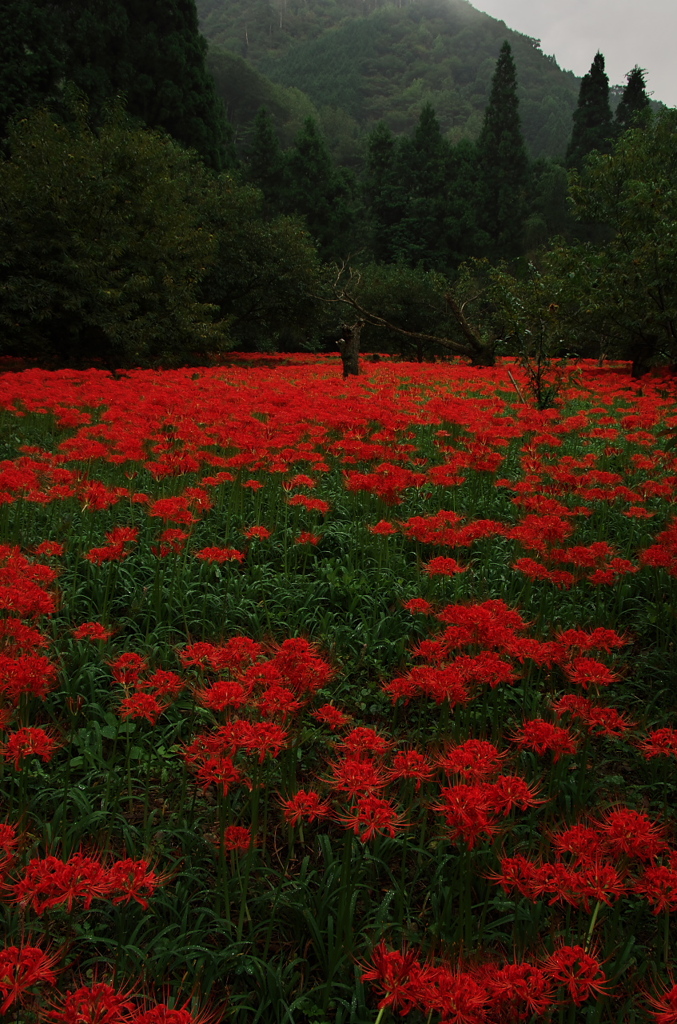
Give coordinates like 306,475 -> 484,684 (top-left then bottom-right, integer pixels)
471,0 -> 676,107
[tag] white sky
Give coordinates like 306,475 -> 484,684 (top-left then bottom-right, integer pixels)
470,0 -> 677,107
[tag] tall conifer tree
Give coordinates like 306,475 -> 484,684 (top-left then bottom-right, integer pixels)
476,41 -> 528,259
566,52 -> 613,169
244,108 -> 286,216
363,122 -> 407,264
283,118 -> 353,259
396,104 -> 452,270
615,66 -> 650,131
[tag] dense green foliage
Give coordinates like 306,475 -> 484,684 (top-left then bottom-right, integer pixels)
476,42 -> 529,259
1,0 -> 232,169
0,104 -> 327,368
197,0 -> 581,161
615,66 -> 651,131
565,52 -> 614,170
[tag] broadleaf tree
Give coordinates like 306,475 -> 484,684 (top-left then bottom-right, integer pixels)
0,104 -> 226,368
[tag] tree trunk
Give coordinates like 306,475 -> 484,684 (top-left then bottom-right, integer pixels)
630,332 -> 658,378
338,320 -> 363,377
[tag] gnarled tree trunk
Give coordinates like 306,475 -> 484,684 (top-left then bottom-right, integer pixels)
337,320 -> 363,377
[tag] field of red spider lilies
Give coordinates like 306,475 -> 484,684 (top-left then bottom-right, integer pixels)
0,353 -> 676,1024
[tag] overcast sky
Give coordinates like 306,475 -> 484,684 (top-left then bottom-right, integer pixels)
470,0 -> 677,107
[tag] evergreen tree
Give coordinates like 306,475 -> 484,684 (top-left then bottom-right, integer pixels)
615,66 -> 651,131
282,118 -> 354,259
396,104 -> 452,270
363,122 -> 407,264
244,108 -> 286,216
1,0 -> 234,169
476,41 -> 529,260
565,52 -> 613,169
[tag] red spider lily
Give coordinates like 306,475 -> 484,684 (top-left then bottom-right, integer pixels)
453,651 -> 519,688
3,727 -> 58,770
0,618 -> 49,652
339,726 -> 390,759
0,822 -> 18,869
180,637 -> 263,674
0,944 -> 60,1012
479,961 -> 556,1017
148,497 -> 197,524
487,854 -> 540,900
106,858 -> 167,909
438,739 -> 506,782
384,665 -> 471,706
134,1001 -> 214,1024
73,622 -> 112,641
550,823 -> 605,865
136,670 -> 184,699
338,794 -> 407,842
566,860 -> 628,911
563,657 -> 619,688
257,685 -> 303,720
12,853 -> 111,914
485,774 -> 545,814
360,942 -> 422,1013
295,532 -> 320,545
110,653 -> 148,686
33,541 -> 65,557
286,494 -> 330,514
402,597 -> 434,615
46,981 -> 136,1024
556,627 -> 627,652
119,694 -> 168,725
638,728 -> 677,759
552,695 -> 635,737
194,547 -> 245,564
344,464 -> 426,505
194,756 -> 245,796
325,756 -> 387,798
423,556 -> 467,576
0,653 -> 58,702
198,679 -> 249,713
221,826 -> 252,852
386,749 -> 435,790
433,783 -> 499,849
280,789 -> 333,826
84,527 -> 138,565
417,963 -> 489,1024
243,526 -> 272,540
645,982 -> 677,1023
513,558 -> 574,588
285,474 -> 316,489
598,807 -> 667,862
511,719 -> 578,761
153,528 -> 189,557
633,865 -> 677,913
269,638 -> 333,695
368,520 -> 397,535
542,945 -> 608,1005
312,704 -> 350,729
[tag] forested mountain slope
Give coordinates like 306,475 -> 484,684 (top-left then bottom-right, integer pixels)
196,0 -> 581,159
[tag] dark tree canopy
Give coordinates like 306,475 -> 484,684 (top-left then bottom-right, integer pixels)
1,0 -> 234,169
476,41 -> 529,259
565,51 -> 613,169
615,66 -> 651,131
0,0 -> 63,138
